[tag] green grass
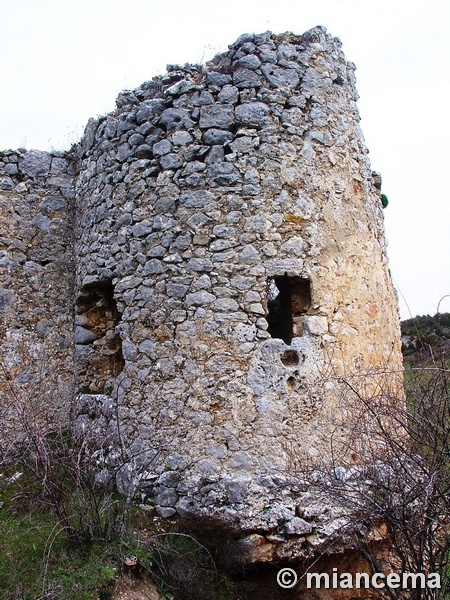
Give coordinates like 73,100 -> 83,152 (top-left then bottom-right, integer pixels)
0,473 -> 234,600
0,500 -> 119,599
0,475 -> 155,600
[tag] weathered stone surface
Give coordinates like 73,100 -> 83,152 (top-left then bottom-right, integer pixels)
207,162 -> 241,185
136,99 -> 166,124
159,153 -> 182,170
283,516 -> 314,535
302,315 -> 328,336
142,259 -> 164,275
0,176 -> 14,190
191,90 -> 214,106
156,506 -> 176,518
218,85 -> 239,104
180,190 -> 215,208
18,149 -> 52,177
185,291 -> 216,307
152,139 -> 172,156
153,486 -> 177,507
0,288 -> 15,311
235,102 -> 270,127
205,71 -> 232,87
4,163 -> 18,175
159,108 -> 194,131
0,148 -> 75,431
261,64 -> 300,87
172,131 -> 193,146
74,326 -> 98,345
233,68 -> 262,88
134,144 -> 152,159
202,129 -> 234,145
199,104 -> 235,129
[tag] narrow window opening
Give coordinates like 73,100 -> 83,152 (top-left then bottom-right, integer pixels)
267,275 -> 311,344
75,281 -> 124,394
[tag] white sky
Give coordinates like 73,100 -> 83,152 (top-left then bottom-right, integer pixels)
1,0 -> 449,320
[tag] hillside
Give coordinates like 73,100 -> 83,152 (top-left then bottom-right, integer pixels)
401,311 -> 450,366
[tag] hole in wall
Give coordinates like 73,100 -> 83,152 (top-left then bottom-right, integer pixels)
286,376 -> 296,391
75,281 -> 124,394
267,275 -> 311,344
280,350 -> 299,367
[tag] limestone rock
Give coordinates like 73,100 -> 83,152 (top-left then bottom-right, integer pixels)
18,149 -> 52,177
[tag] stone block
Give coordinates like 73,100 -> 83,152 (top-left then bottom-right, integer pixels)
302,316 -> 328,336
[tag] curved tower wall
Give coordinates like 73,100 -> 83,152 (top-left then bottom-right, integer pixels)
73,27 -> 403,518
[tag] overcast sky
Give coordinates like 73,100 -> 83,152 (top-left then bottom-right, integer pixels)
1,0 -> 449,320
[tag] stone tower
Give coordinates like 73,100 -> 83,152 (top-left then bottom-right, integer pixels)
1,26 -> 403,563
73,26 -> 402,523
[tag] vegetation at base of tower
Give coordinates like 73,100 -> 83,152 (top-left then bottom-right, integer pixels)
0,355 -> 235,599
0,464 -> 234,599
0,492 -> 123,600
1,315 -> 449,599
0,439 -> 141,598
381,193 -> 389,208
300,313 -> 450,599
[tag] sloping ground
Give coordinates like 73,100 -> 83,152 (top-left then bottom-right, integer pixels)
113,574 -> 163,600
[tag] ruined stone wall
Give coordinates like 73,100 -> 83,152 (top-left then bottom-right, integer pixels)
71,26 -> 403,531
0,26 -> 405,576
0,149 -> 75,429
